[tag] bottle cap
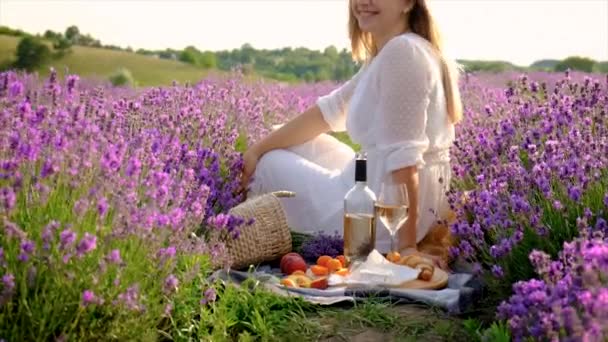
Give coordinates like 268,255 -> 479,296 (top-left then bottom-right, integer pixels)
355,154 -> 367,182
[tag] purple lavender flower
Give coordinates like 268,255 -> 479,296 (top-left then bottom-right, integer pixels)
76,233 -> 97,256
299,231 -> 343,260
2,274 -> 15,292
106,249 -> 122,265
81,290 -> 96,307
0,187 -> 16,212
201,287 -> 217,305
97,197 -> 108,217
19,240 -> 35,262
491,265 -> 504,278
59,229 -> 76,250
163,274 -> 179,294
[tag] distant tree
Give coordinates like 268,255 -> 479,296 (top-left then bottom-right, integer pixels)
43,30 -> 62,41
65,25 -> 80,43
14,36 -> 51,71
323,46 -> 339,59
179,46 -> 200,65
554,56 -> 596,73
109,68 -> 137,87
198,51 -> 217,68
52,37 -> 73,58
0,26 -> 28,37
595,61 -> 608,73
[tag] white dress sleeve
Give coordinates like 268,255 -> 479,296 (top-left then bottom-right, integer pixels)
316,65 -> 367,132
376,37 -> 433,172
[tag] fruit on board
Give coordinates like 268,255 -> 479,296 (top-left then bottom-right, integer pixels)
310,277 -> 329,290
336,255 -> 346,267
327,259 -> 342,272
280,252 -> 302,270
310,265 -> 329,276
280,253 -> 307,275
288,274 -> 312,288
280,278 -> 297,287
387,251 -> 401,263
316,255 -> 332,267
335,268 -> 350,276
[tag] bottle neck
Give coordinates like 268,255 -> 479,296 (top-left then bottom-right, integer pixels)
354,159 -> 366,182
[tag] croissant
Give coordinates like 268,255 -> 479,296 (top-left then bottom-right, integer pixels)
398,254 -> 435,281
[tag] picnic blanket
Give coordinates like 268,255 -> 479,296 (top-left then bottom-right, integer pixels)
208,261 -> 483,314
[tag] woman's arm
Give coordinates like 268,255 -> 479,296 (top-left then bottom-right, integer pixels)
249,104 -> 330,157
393,166 -> 419,250
373,37 -> 434,252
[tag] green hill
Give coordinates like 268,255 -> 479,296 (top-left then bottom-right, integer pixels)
0,35 -> 214,86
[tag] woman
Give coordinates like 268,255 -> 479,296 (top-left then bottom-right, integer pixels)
240,0 -> 462,261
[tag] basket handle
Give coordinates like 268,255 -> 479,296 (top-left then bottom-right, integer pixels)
271,191 -> 296,198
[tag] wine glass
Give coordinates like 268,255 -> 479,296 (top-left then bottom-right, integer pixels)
375,180 -> 408,253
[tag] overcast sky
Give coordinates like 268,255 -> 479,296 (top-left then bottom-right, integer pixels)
1,0 -> 607,66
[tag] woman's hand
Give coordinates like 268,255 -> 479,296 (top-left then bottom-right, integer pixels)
240,147 -> 261,196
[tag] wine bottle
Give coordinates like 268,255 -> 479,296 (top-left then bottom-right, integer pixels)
343,153 -> 377,266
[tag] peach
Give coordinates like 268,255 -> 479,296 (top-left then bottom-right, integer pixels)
280,253 -> 307,275
280,252 -> 303,271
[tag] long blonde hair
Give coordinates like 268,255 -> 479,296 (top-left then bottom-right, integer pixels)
348,0 -> 463,124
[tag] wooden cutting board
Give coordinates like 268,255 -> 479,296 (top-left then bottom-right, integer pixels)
328,267 -> 449,290
393,267 -> 449,290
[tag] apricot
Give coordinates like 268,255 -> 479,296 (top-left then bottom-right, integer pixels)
316,255 -> 332,267
310,265 -> 329,276
336,255 -> 346,267
387,251 -> 401,263
327,259 -> 342,272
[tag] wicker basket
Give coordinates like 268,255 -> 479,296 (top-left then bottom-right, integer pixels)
226,191 -> 294,269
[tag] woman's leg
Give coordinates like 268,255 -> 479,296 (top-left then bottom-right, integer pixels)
272,124 -> 355,171
248,149 -> 347,236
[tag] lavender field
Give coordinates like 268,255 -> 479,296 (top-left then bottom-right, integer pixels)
0,68 -> 607,341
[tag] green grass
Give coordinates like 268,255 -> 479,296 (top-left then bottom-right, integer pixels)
0,34 -> 215,86
210,278 -> 473,342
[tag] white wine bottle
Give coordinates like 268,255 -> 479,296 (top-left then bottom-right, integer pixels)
343,153 -> 377,266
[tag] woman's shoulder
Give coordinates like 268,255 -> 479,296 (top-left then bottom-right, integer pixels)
379,32 -> 435,64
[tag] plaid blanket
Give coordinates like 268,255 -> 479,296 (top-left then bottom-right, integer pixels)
209,262 -> 483,314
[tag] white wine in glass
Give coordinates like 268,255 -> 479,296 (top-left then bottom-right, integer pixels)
375,181 -> 408,253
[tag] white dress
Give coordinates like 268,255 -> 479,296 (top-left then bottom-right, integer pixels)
248,32 -> 455,253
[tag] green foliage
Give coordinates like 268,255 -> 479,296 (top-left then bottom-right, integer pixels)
594,61 -> 608,73
14,36 -> 52,71
0,26 -> 28,37
458,59 -> 523,73
43,29 -> 62,41
65,25 -> 80,43
529,59 -> 559,71
108,67 -> 137,87
0,165 -> 214,340
480,321 -> 511,342
554,56 -> 596,72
